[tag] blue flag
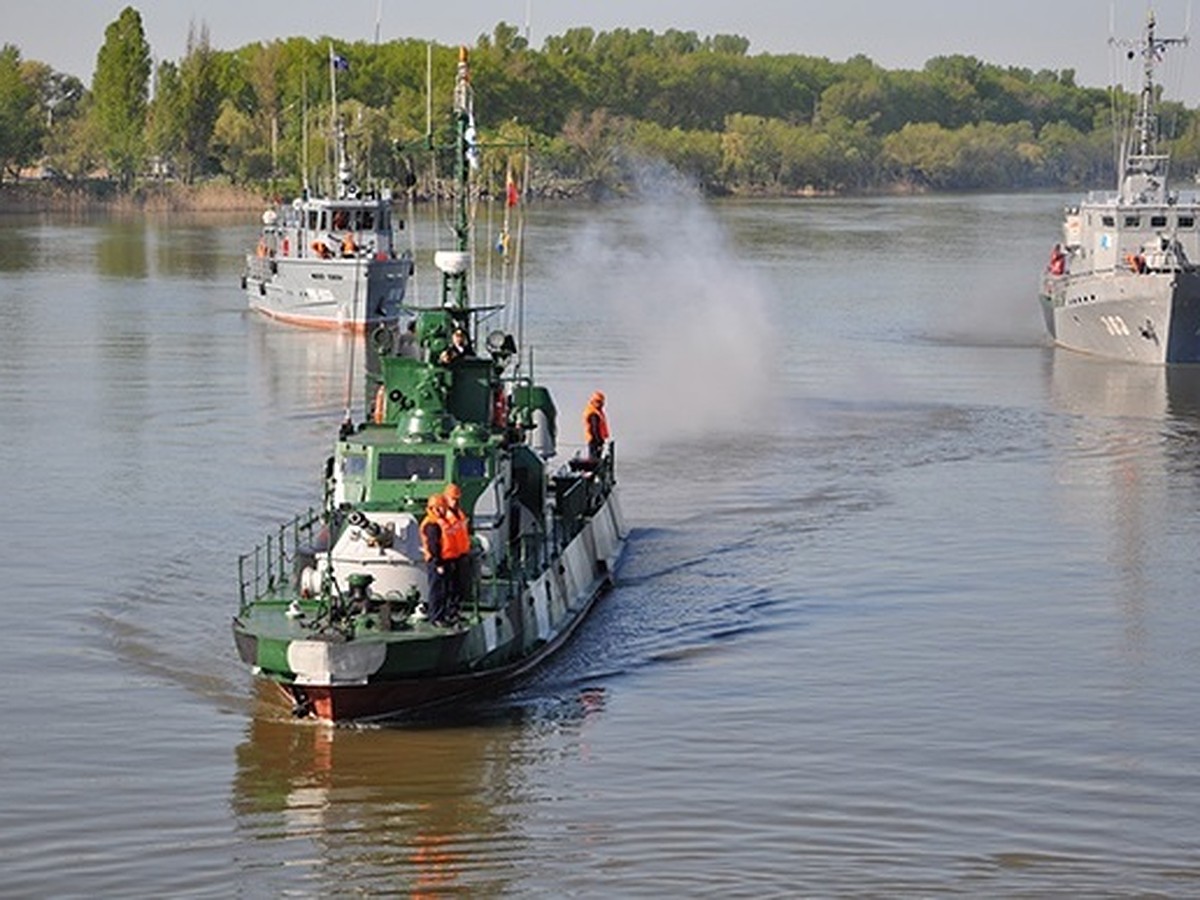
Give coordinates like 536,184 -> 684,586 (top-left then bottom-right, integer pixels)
332,54 -> 350,71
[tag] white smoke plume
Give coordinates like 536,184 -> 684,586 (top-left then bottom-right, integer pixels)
551,158 -> 782,457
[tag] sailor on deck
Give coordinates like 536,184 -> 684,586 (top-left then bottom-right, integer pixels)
583,391 -> 610,461
439,327 -> 474,364
1048,243 -> 1066,276
440,483 -> 471,622
419,494 -> 449,625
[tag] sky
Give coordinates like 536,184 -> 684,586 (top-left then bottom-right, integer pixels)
4,0 -> 1197,104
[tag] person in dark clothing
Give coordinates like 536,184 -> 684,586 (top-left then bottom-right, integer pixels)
420,494 -> 449,625
439,327 -> 474,364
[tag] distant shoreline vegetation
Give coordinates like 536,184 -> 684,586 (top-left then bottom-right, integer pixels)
4,8 -> 1200,206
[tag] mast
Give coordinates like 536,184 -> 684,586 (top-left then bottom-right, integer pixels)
329,45 -> 352,199
1133,12 -> 1186,157
1114,11 -> 1187,202
438,47 -> 476,312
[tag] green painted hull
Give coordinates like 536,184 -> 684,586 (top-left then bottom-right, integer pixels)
234,487 -> 625,722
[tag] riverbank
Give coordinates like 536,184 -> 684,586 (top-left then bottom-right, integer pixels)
0,180 -> 269,214
0,174 -> 926,214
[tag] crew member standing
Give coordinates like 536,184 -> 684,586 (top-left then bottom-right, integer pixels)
582,391 -> 610,461
439,327 -> 474,364
440,483 -> 471,622
420,493 -> 448,625
1047,243 -> 1066,276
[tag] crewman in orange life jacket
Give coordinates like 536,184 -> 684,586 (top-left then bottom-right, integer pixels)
439,483 -> 471,622
419,493 -> 449,625
583,391 -> 610,461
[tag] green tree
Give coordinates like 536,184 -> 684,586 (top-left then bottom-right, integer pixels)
210,97 -> 262,182
92,6 -> 151,187
177,23 -> 221,182
147,60 -> 184,176
560,107 -> 623,194
1036,120 -> 1109,187
45,103 -> 103,180
0,45 -> 42,181
880,121 -> 960,189
628,120 -> 722,189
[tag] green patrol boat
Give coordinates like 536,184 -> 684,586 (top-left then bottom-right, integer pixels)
233,48 -> 626,723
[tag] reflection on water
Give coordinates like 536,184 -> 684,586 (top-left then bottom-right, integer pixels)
247,316 -> 362,419
1166,365 -> 1200,419
97,218 -> 150,279
232,684 -> 607,894
0,212 -> 247,280
1048,351 -> 1171,419
1046,354 -> 1200,670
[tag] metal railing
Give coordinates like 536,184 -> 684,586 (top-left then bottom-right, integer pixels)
237,508 -> 323,609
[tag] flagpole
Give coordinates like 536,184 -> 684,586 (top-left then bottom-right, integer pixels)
329,43 -> 338,170
301,70 -> 309,196
426,43 -> 432,139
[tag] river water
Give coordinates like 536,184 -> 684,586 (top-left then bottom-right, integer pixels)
2,191 -> 1199,897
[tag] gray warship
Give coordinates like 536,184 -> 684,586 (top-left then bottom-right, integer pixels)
1039,12 -> 1200,364
241,49 -> 413,333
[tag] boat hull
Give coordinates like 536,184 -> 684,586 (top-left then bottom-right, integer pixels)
234,489 -> 626,723
1039,269 -> 1200,364
244,255 -> 411,333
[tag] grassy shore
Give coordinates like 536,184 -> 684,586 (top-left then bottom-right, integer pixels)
0,180 -> 270,214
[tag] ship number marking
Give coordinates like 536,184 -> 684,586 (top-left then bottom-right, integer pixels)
1100,315 -> 1131,336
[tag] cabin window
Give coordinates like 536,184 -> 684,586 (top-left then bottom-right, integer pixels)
1151,215 -> 1168,228
378,453 -> 445,481
341,455 -> 367,477
1124,216 -> 1140,227
359,211 -> 376,231
1180,217 -> 1195,228
457,456 -> 486,479
1102,215 -> 1115,227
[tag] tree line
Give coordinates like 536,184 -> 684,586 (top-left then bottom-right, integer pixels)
4,6 -> 1200,198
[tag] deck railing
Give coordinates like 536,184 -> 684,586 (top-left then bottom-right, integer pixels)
237,508 -> 323,609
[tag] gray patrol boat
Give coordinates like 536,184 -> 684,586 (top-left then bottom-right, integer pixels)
241,121 -> 414,333
1039,12 -> 1200,364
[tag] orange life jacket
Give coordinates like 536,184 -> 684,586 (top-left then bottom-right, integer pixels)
583,402 -> 609,445
440,506 -> 470,560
